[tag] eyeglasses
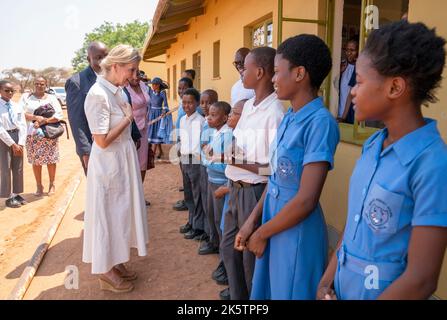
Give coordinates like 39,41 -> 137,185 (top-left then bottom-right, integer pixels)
2,89 -> 14,94
232,61 -> 244,70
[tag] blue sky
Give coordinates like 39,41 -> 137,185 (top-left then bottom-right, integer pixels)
0,0 -> 158,71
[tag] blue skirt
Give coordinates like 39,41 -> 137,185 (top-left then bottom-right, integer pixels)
250,185 -> 328,300
147,108 -> 173,144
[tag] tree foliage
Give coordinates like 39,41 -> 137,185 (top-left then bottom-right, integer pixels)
71,20 -> 149,73
0,67 -> 71,92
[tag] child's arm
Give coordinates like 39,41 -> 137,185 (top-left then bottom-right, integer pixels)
377,226 -> 447,300
162,91 -> 169,114
317,234 -> 344,300
246,162 -> 329,258
234,187 -> 268,251
214,186 -> 230,199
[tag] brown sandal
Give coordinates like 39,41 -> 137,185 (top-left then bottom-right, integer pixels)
99,275 -> 134,293
114,265 -> 138,281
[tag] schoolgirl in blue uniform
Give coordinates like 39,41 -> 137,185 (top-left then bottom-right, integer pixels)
147,77 -> 173,158
318,21 -> 447,300
235,35 -> 340,299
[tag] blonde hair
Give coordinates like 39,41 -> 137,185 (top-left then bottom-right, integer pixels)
100,44 -> 141,74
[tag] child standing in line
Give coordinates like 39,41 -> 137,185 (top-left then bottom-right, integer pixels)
222,47 -> 285,300
318,21 -> 447,300
0,81 -> 27,208
235,35 -> 339,300
175,77 -> 196,213
213,99 -> 248,300
198,90 -> 219,247
179,88 -> 207,241
201,101 -> 233,274
147,77 -> 172,159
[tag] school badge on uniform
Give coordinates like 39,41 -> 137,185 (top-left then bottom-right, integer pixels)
365,198 -> 392,231
277,156 -> 294,178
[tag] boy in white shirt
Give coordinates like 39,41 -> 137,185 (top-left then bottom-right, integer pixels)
222,47 -> 285,300
178,88 -> 207,240
0,81 -> 27,208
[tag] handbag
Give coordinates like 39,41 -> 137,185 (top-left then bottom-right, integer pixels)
33,103 -> 69,139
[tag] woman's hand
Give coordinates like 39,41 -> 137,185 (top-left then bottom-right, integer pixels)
122,102 -> 134,121
246,229 -> 267,258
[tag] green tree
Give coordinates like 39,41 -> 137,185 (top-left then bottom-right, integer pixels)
71,20 -> 149,73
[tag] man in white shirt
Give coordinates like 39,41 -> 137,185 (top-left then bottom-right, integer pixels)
230,48 -> 255,107
178,88 -> 207,241
0,81 -> 27,208
222,47 -> 285,300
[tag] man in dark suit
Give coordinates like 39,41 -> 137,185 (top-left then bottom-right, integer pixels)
66,42 -> 108,174
66,41 -> 141,174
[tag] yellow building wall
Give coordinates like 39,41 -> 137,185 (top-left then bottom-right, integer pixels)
165,0 -> 276,110
139,54 -> 167,84
407,0 -> 447,300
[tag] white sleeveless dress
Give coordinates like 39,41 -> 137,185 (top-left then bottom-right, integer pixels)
82,76 -> 148,274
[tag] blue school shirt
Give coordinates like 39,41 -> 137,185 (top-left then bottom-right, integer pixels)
335,119 -> 447,300
206,125 -> 233,185
200,120 -> 215,165
251,97 -> 340,300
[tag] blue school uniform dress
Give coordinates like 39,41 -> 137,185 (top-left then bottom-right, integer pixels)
251,97 -> 340,300
335,119 -> 447,300
148,90 -> 173,144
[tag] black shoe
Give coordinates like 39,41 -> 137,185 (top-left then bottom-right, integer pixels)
179,223 -> 192,234
14,195 -> 27,205
184,229 -> 204,240
198,242 -> 219,255
194,233 -> 209,242
215,271 -> 229,285
212,261 -> 226,280
173,200 -> 188,211
145,200 -> 151,206
219,288 -> 230,300
5,197 -> 21,208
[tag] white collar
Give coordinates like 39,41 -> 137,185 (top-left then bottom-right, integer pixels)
214,124 -> 230,137
0,98 -> 12,107
246,92 -> 277,113
185,110 -> 201,121
97,76 -> 120,95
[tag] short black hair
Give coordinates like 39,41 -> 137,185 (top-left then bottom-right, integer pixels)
183,88 -> 201,102
179,77 -> 194,88
201,89 -> 218,103
184,69 -> 196,80
250,47 -> 277,77
277,34 -> 332,89
0,80 -> 12,89
211,101 -> 231,116
364,20 -> 446,105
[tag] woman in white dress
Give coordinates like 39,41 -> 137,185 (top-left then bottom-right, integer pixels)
83,44 -> 149,293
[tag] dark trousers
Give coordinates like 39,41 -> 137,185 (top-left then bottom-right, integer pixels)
0,131 -> 24,198
181,157 -> 205,231
222,182 -> 266,300
207,181 -> 225,255
79,155 -> 88,176
200,165 -> 210,236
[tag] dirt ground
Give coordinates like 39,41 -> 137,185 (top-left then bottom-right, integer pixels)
23,162 -> 223,300
0,106 -> 84,299
1,94 -> 223,299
